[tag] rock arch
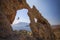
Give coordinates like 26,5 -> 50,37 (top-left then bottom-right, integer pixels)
0,0 -> 30,40
0,0 -> 56,40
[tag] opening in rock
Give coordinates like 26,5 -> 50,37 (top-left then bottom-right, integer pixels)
34,18 -> 37,23
12,9 -> 31,31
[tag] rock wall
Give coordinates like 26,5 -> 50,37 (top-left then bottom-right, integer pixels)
0,0 -> 31,40
0,13 -> 12,39
28,6 -> 55,40
0,0 -> 30,24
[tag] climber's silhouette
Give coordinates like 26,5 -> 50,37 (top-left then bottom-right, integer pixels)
17,17 -> 19,20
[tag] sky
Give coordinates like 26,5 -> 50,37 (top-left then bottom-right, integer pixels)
12,0 -> 60,25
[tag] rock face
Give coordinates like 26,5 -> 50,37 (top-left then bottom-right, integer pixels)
0,0 -> 30,24
28,6 -> 55,40
0,0 -> 59,40
0,13 -> 12,38
0,0 -> 31,40
53,27 -> 60,40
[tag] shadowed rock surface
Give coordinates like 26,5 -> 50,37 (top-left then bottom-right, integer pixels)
0,13 -> 13,38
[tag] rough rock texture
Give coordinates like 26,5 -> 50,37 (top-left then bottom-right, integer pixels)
53,27 -> 60,40
0,0 -> 30,24
0,13 -> 12,39
28,6 -> 55,40
0,0 -> 31,40
0,0 -> 59,40
0,0 -> 36,40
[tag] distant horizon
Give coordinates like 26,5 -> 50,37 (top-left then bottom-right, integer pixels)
12,21 -> 60,26
12,0 -> 60,25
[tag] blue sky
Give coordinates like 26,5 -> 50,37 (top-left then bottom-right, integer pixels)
12,0 -> 60,25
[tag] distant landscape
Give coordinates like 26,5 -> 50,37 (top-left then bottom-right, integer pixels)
12,22 -> 31,31
12,22 -> 60,31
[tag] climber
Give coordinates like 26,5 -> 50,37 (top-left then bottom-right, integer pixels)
17,17 -> 20,20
